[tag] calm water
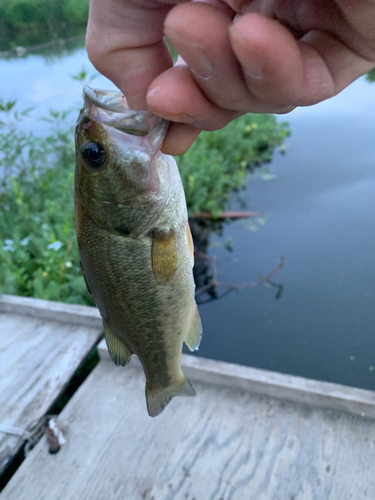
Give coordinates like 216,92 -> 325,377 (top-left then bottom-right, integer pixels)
1,41 -> 375,390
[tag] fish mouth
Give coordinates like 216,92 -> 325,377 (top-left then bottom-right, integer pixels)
83,86 -> 169,143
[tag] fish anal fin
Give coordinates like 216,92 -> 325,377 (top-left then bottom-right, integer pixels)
186,222 -> 194,267
151,229 -> 177,285
146,376 -> 196,417
103,320 -> 132,367
184,303 -> 202,352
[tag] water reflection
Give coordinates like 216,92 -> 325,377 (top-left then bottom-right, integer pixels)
0,25 -> 86,53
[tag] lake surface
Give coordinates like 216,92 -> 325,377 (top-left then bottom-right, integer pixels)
1,40 -> 375,391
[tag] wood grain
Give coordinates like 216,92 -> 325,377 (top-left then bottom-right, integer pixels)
0,312 -> 102,475
3,359 -> 375,500
0,295 -> 101,328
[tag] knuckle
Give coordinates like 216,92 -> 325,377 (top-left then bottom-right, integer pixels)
85,34 -> 102,68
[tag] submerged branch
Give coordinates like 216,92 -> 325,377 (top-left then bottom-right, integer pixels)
193,211 -> 260,220
195,256 -> 285,300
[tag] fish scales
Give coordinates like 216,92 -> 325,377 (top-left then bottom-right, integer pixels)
75,87 -> 202,417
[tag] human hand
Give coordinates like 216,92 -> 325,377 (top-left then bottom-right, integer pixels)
86,0 -> 375,155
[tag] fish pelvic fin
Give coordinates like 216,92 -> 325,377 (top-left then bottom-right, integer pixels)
184,303 -> 203,352
145,376 -> 196,418
103,320 -> 132,367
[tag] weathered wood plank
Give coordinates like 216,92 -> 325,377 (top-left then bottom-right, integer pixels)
0,295 -> 101,328
97,339 -> 375,419
0,312 -> 102,475
3,359 -> 375,500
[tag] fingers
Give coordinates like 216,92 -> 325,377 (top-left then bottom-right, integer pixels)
147,64 -> 239,129
231,14 -> 375,106
146,4 -> 295,132
298,30 -> 375,103
148,4 -> 374,132
164,4 -> 295,113
86,0 -> 174,110
161,123 -> 201,155
229,14 -> 306,105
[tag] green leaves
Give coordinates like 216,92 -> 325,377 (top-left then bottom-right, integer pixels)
0,100 -> 16,112
70,68 -> 98,83
0,100 -> 93,305
176,114 -> 289,217
366,68 -> 375,83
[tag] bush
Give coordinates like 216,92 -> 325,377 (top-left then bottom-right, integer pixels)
0,98 -> 288,304
0,0 -> 89,30
62,0 -> 89,24
0,101 -> 93,304
177,114 -> 289,217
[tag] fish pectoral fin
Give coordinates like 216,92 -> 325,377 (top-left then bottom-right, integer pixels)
151,229 -> 177,285
103,320 -> 132,367
186,221 -> 194,268
184,303 -> 202,352
146,376 -> 196,418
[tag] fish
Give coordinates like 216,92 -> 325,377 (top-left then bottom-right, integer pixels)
75,86 -> 202,417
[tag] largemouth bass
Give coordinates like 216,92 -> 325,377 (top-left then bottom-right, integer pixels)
75,87 -> 202,417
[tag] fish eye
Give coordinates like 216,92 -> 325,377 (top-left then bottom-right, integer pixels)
81,141 -> 107,169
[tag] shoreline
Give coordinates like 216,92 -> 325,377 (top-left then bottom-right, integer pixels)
0,34 -> 85,59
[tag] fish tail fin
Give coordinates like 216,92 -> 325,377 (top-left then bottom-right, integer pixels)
145,376 -> 196,418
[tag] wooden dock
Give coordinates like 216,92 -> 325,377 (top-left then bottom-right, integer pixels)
1,295 -> 375,499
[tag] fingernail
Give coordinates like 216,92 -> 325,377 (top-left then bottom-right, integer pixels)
244,63 -> 263,81
147,86 -> 161,99
229,25 -> 263,81
165,28 -> 214,80
188,42 -> 214,80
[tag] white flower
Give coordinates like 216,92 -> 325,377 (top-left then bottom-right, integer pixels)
47,241 -> 63,251
65,261 -> 73,268
3,239 -> 15,252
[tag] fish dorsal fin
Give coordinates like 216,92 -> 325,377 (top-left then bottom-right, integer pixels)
151,230 -> 177,285
184,303 -> 202,351
103,320 -> 132,366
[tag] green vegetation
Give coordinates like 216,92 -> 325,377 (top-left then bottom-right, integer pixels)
178,116 -> 288,216
366,67 -> 375,83
0,87 -> 288,304
0,100 -> 92,304
0,0 -> 88,28
0,0 -> 88,50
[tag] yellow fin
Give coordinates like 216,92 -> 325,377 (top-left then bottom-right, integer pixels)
184,303 -> 202,351
103,320 -> 132,366
151,230 -> 177,285
186,222 -> 194,267
146,377 -> 196,417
